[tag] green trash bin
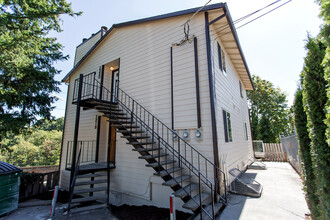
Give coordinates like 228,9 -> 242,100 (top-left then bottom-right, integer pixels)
0,161 -> 22,216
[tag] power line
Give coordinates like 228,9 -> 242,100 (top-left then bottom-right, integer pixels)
212,0 -> 292,37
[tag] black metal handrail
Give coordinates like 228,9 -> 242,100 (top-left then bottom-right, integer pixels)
65,140 -> 97,169
66,148 -> 82,214
73,73 -> 227,218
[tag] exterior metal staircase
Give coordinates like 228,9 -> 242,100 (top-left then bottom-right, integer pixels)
67,72 -> 228,219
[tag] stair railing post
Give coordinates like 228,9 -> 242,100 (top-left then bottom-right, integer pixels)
131,100 -> 134,134
158,136 -> 161,174
211,183 -> 215,219
198,172 -> 202,219
70,74 -> 83,192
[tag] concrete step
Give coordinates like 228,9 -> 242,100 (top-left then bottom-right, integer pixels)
162,175 -> 191,187
154,167 -> 183,177
138,153 -> 168,160
174,183 -> 198,198
193,202 -> 223,220
182,193 -> 210,211
74,186 -> 107,194
146,160 -> 175,168
70,203 -> 107,213
75,179 -> 107,186
71,195 -> 107,204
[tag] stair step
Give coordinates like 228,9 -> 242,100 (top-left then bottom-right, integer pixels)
75,179 -> 107,186
138,153 -> 168,159
162,175 -> 191,187
193,202 -> 224,220
127,141 -> 155,145
71,195 -> 107,204
146,160 -> 175,168
78,173 -> 107,178
70,203 -> 108,213
112,125 -> 140,129
96,106 -> 120,111
120,130 -> 145,134
113,116 -> 131,120
105,112 -> 126,116
74,186 -> 107,194
121,135 -> 150,139
183,193 -> 210,211
174,183 -> 199,198
109,120 -> 134,125
132,147 -> 161,152
154,167 -> 183,177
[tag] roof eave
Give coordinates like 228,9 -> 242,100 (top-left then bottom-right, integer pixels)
223,4 -> 255,90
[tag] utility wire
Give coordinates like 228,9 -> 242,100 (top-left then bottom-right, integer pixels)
235,0 -> 292,30
174,0 -> 212,46
212,0 -> 292,37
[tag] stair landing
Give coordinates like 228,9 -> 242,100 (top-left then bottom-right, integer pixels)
66,162 -> 115,174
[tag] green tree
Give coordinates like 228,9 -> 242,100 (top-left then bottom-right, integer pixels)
316,0 -> 330,149
247,75 -> 291,143
0,0 -> 80,140
301,35 -> 329,219
294,87 -> 319,218
37,117 -> 64,131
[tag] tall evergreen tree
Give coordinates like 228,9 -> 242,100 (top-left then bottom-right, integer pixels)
301,36 -> 329,219
0,0 -> 80,139
294,87 -> 319,219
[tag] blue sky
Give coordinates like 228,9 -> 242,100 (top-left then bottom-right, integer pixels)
51,0 -> 322,118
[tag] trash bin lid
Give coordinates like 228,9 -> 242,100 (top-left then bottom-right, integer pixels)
0,161 -> 22,176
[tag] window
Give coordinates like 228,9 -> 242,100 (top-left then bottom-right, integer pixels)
223,110 -> 232,142
222,48 -> 226,72
239,81 -> 243,98
217,42 -> 223,71
217,42 -> 226,72
244,123 -> 249,140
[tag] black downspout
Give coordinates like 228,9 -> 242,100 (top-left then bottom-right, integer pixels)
194,37 -> 202,128
58,83 -> 70,178
170,47 -> 174,130
70,74 -> 83,191
99,65 -> 105,100
204,12 -> 221,194
107,122 -> 112,205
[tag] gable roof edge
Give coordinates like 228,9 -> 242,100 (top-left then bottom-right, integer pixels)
62,3 -> 226,82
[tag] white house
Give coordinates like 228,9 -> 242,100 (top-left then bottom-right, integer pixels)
59,3 -> 254,219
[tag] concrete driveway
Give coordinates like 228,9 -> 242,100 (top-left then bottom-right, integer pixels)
219,162 -> 309,220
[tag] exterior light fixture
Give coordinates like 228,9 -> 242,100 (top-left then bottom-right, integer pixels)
183,129 -> 190,141
195,129 -> 202,141
110,66 -> 114,71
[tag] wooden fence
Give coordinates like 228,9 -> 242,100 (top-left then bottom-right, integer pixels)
263,143 -> 287,162
19,171 -> 59,201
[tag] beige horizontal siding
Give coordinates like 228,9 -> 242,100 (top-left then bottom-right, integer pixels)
74,31 -> 102,66
209,24 -> 253,177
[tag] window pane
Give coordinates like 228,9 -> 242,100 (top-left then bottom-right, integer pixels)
223,110 -> 228,142
218,43 -> 223,71
244,123 -> 248,140
227,112 -> 232,142
222,49 -> 226,72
